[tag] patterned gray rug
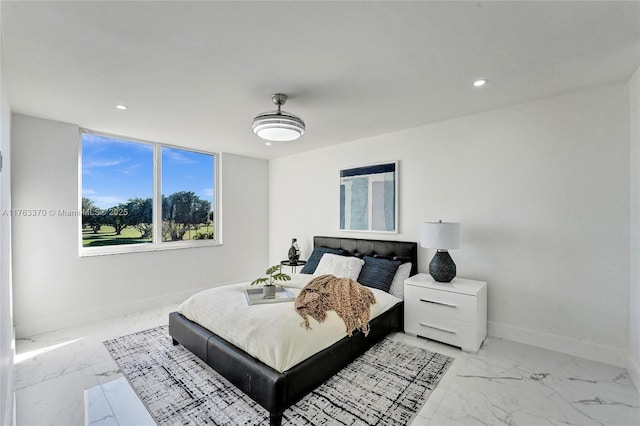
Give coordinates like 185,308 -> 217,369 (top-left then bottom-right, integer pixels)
104,326 -> 453,425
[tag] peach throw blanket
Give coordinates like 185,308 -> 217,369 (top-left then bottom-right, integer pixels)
295,274 -> 376,336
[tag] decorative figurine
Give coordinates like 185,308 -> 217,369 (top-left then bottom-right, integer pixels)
288,238 -> 300,264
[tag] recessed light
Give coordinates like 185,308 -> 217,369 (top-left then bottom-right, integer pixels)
116,104 -> 128,110
265,142 -> 272,146
473,79 -> 488,88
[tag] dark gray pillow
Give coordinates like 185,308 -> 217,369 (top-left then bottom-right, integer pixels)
300,247 -> 344,274
357,255 -> 401,292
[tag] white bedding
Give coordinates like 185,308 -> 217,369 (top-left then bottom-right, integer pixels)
178,273 -> 402,373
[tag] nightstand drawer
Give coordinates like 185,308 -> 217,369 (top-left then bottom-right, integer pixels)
404,310 -> 476,350
404,285 -> 477,322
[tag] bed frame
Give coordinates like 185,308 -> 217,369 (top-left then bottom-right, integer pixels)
169,236 -> 418,425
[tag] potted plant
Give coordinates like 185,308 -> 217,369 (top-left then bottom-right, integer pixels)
251,265 -> 291,299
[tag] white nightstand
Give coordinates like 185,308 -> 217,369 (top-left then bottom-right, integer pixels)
404,273 -> 487,353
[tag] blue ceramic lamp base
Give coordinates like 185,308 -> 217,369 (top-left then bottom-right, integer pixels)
429,250 -> 456,282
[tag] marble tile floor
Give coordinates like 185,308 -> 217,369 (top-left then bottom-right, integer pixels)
14,305 -> 640,426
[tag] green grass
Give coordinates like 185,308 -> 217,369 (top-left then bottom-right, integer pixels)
82,223 -> 214,247
82,226 -> 152,247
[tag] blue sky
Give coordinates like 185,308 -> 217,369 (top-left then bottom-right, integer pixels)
82,133 -> 214,210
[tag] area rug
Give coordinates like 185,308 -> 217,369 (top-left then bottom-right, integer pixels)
104,326 -> 453,425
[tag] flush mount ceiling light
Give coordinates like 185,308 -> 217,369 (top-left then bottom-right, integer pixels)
252,93 -> 305,142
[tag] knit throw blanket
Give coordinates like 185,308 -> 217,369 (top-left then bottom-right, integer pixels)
295,274 -> 376,336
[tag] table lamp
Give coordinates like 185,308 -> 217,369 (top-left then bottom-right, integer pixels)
420,221 -> 460,282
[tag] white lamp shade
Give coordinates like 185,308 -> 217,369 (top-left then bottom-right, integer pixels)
420,222 -> 460,249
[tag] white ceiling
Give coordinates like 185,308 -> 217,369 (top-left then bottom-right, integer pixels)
2,1 -> 639,160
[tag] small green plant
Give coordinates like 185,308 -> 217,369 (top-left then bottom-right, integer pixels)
251,265 -> 291,287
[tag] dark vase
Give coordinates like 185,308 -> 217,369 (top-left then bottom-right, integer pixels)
429,251 -> 457,282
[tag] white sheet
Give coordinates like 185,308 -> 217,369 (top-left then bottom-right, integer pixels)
178,273 -> 402,373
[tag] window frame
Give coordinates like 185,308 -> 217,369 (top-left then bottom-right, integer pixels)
79,129 -> 221,257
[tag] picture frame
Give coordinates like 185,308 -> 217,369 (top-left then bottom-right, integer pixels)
339,161 -> 398,233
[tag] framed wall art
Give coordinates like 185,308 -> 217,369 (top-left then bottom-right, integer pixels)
339,161 -> 398,233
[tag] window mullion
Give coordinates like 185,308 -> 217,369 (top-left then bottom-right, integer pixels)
154,144 -> 162,245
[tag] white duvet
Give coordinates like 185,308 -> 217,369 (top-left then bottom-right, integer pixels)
178,273 -> 402,373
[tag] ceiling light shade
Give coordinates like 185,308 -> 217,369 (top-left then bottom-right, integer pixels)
252,94 -> 305,142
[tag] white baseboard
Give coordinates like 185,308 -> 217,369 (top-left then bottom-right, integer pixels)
488,320 -> 627,368
14,283 -> 233,338
628,355 -> 640,393
14,290 -> 634,374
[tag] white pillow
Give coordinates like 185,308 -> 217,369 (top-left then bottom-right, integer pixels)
388,262 -> 412,299
314,254 -> 365,280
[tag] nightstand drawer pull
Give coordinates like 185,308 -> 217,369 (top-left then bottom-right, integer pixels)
420,298 -> 457,308
419,322 -> 457,334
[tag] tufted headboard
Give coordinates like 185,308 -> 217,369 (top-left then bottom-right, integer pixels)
313,236 -> 418,276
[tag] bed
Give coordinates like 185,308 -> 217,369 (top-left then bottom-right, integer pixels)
168,235 -> 418,425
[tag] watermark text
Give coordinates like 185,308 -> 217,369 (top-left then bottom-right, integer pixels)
2,208 -> 129,217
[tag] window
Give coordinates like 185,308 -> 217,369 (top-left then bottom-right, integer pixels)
80,131 -> 218,255
161,147 -> 215,243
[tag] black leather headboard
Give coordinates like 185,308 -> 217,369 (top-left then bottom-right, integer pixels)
313,236 -> 418,276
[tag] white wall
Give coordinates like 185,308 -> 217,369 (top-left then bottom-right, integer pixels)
11,114 -> 269,337
270,83 -> 630,367
630,66 -> 640,390
0,5 -> 14,423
